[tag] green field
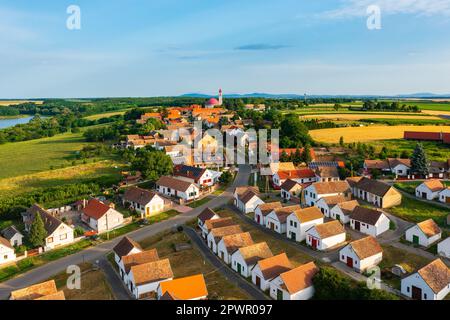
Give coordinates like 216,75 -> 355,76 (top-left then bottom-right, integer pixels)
0,131 -> 95,179
382,100 -> 450,111
386,197 -> 450,227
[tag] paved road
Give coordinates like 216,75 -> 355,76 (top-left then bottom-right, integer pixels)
0,165 -> 252,300
184,227 -> 268,300
97,258 -> 131,300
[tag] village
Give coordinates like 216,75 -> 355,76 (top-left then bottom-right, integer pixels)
1,90 -> 449,302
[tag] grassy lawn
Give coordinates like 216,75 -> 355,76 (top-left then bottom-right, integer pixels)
100,210 -> 179,240
387,197 -> 450,227
0,131 -> 94,179
0,160 -> 124,200
188,196 -> 212,208
379,245 -> 432,289
83,110 -> 130,120
138,230 -> 251,300
0,239 -> 94,282
369,139 -> 450,161
51,262 -> 114,300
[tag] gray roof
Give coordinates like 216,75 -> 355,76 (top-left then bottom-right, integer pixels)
1,225 -> 23,240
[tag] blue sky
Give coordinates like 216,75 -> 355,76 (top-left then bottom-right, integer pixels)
1,0 -> 450,98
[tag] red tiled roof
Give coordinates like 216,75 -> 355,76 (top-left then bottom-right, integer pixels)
404,131 -> 443,141
82,199 -> 112,220
277,169 -> 316,180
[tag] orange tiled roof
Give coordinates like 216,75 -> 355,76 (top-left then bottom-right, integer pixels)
159,274 -> 208,300
417,219 -> 441,237
279,262 -> 319,294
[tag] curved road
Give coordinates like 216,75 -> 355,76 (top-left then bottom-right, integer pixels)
0,165 -> 252,300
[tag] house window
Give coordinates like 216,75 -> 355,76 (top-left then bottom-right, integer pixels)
60,234 -> 67,240
407,287 -> 410,293
424,294 -> 427,299
47,237 -> 54,243
3,255 -> 7,259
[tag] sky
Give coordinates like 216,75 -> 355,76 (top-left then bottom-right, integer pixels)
1,0 -> 450,98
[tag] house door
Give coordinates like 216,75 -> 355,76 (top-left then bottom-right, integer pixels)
413,235 -> 419,245
276,289 -> 283,300
237,263 -> 242,274
354,221 -> 361,231
346,257 -> 354,268
422,192 -> 427,199
411,286 -> 422,300
446,196 -> 450,204
270,223 -> 275,231
311,238 -> 318,249
290,232 -> 296,241
255,276 -> 261,288
256,215 -> 260,224
336,214 -> 341,222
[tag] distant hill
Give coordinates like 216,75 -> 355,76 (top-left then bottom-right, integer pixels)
181,92 -> 450,99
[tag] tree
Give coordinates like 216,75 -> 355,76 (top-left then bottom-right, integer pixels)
29,213 -> 48,247
131,149 -> 173,181
411,143 -> 429,176
339,136 -> 344,146
301,145 -> 312,163
280,115 -> 312,148
219,171 -> 233,184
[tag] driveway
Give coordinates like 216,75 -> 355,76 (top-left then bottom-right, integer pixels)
0,165 -> 252,300
97,258 -> 131,300
184,227 -> 268,300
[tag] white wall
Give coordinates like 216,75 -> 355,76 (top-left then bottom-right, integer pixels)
330,206 -> 351,224
95,209 -> 124,233
216,240 -> 232,264
254,207 -> 266,226
45,223 -> 74,251
350,214 -> 389,237
306,228 -> 346,251
415,184 -> 440,201
439,189 -> 450,203
437,238 -> 450,258
286,214 -> 323,242
265,212 -> 286,234
0,245 -> 16,265
231,251 -> 252,278
251,264 -> 271,291
401,273 -> 447,300
269,276 -> 315,300
315,199 -> 332,217
339,244 -> 382,273
405,225 -> 441,247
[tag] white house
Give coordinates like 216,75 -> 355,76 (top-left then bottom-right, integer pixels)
82,199 -> 124,233
286,207 -> 324,242
251,253 -> 293,292
401,259 -> 450,300
197,208 -> 220,233
234,186 -> 264,214
113,236 -> 143,266
330,200 -> 359,224
437,237 -> 450,259
231,242 -> 273,278
157,274 -> 208,300
217,232 -> 254,264
439,187 -> 450,203
315,195 -> 348,217
339,236 -> 383,273
303,181 -> 351,207
387,158 -> 411,177
265,205 -> 301,235
0,237 -> 16,266
200,217 -> 234,239
173,165 -> 222,188
122,187 -> 165,219
207,225 -> 243,254
272,169 -> 316,188
128,258 -> 174,299
1,225 -> 24,247
415,180 -> 445,200
349,206 -> 390,237
22,204 -> 74,251
269,262 -> 319,300
405,219 -> 442,247
280,179 -> 303,201
156,176 -> 200,202
118,249 -> 159,285
306,220 -> 346,251
314,166 -> 339,182
254,202 -> 282,226
350,177 -> 402,209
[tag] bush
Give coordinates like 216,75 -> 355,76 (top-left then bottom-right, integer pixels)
74,226 -> 85,237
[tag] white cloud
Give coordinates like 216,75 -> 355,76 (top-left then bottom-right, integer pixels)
322,0 -> 450,18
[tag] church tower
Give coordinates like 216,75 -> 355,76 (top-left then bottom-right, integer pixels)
218,88 -> 223,105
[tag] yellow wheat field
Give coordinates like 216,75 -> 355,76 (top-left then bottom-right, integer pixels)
300,114 -> 441,121
0,100 -> 43,106
310,125 -> 450,143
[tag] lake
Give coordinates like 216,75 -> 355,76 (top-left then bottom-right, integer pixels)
0,116 -> 35,129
